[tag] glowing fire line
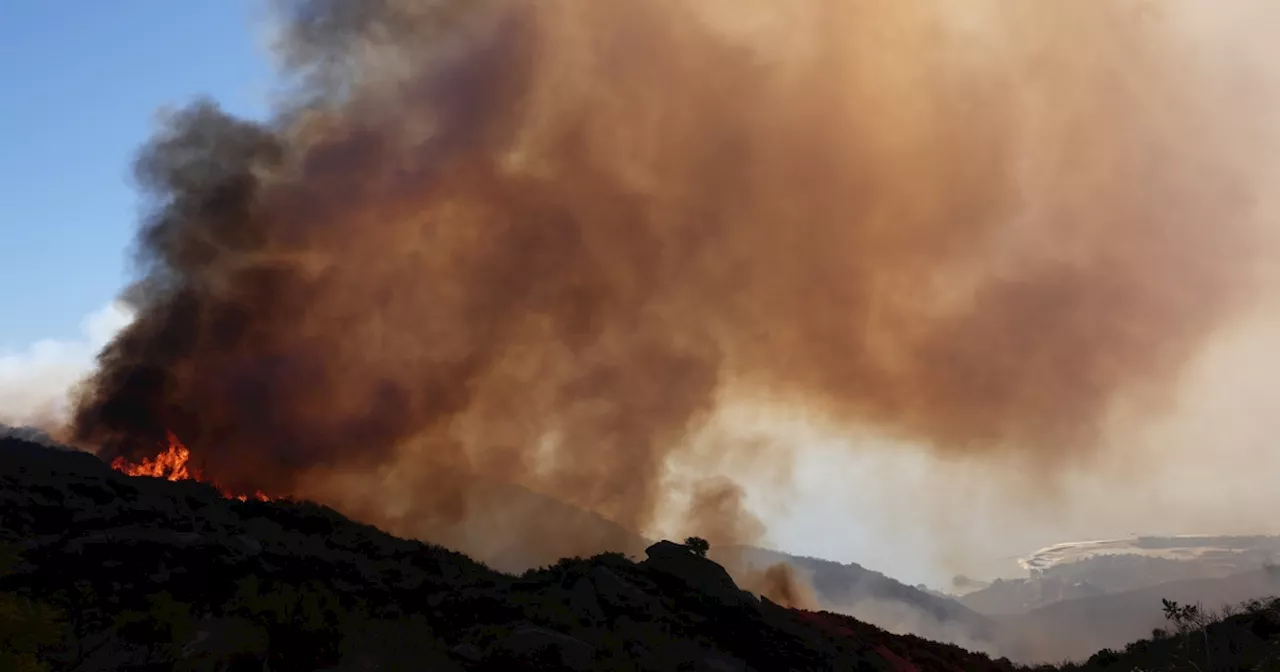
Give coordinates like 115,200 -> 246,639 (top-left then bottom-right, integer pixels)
109,431 -> 270,502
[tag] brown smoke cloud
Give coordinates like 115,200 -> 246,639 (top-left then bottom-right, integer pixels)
743,563 -> 820,611
71,0 -> 1271,568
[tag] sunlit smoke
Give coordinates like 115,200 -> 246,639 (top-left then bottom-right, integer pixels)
69,0 -> 1280,572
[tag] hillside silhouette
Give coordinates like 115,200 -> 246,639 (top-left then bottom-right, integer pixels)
6,435 -> 1280,671
0,436 -> 1018,671
1022,596 -> 1280,672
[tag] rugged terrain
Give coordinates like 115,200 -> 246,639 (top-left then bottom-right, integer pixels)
0,436 -> 1017,671
5,434 -> 1280,671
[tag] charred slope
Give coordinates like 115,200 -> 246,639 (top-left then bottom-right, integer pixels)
0,437 -> 1016,672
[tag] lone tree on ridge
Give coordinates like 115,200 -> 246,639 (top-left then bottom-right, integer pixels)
684,537 -> 710,558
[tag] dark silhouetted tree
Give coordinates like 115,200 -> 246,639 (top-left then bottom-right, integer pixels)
684,537 -> 710,558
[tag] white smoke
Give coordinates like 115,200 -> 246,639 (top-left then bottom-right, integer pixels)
0,302 -> 134,429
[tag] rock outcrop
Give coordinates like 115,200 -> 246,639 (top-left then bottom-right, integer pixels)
642,540 -> 760,611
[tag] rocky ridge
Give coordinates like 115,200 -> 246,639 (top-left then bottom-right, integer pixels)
0,436 -> 1015,671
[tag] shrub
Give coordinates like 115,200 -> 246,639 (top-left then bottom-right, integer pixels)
684,537 -> 710,558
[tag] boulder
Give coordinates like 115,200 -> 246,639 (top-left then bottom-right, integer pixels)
642,541 -> 758,610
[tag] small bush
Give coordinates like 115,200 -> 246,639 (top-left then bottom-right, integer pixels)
684,537 -> 710,558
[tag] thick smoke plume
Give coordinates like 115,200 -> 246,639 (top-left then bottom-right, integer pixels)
73,0 -> 1270,568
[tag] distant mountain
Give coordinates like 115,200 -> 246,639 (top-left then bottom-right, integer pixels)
1050,595 -> 1280,672
0,435 -> 1018,671
1021,536 -> 1280,577
993,567 -> 1280,662
958,575 -> 1107,616
719,546 -> 999,653
932,534 -> 1280,662
960,535 -> 1280,616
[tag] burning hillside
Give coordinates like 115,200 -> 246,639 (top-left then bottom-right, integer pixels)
67,0 -> 1276,568
109,431 -> 271,503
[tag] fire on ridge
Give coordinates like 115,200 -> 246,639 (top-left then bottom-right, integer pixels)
109,430 -> 272,503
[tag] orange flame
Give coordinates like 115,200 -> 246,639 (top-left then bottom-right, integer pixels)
110,431 -> 271,502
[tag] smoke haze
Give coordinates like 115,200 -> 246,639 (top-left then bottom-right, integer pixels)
1,302 -> 133,429
68,0 -> 1280,578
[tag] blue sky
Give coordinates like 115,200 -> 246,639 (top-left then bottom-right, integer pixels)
0,1 -> 272,349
